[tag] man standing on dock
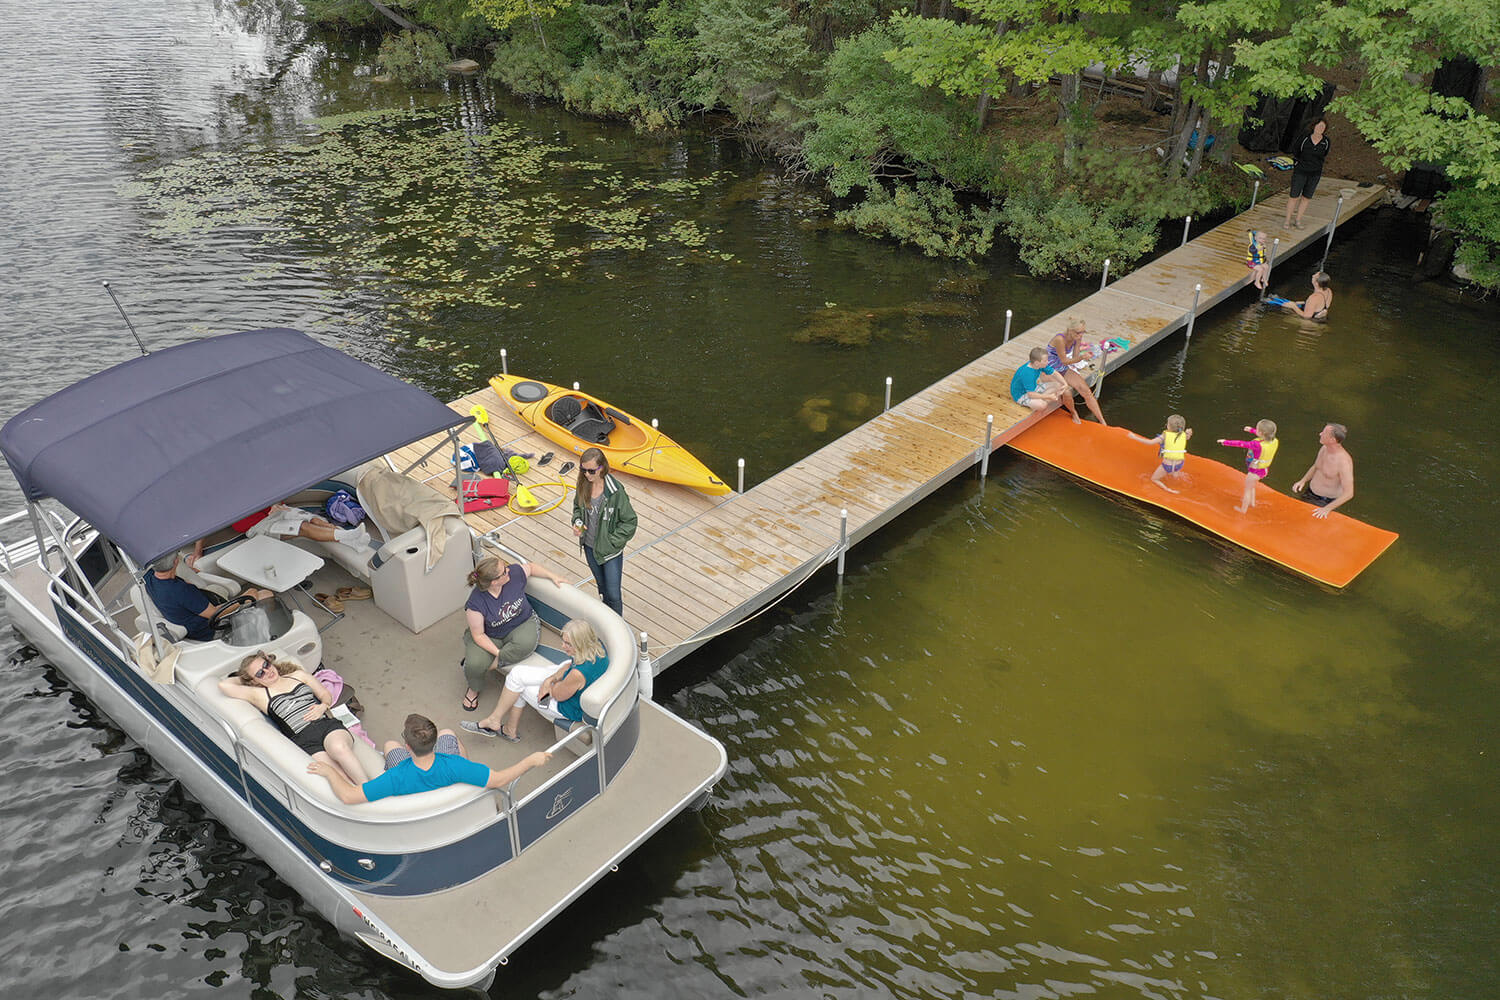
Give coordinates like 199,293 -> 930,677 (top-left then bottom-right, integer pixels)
1292,423 -> 1354,518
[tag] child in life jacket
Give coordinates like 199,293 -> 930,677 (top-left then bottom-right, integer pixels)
1219,419 -> 1280,512
1246,230 -> 1270,290
1128,414 -> 1193,493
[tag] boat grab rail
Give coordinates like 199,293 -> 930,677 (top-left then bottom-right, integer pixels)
44,573 -> 134,654
0,507 -> 42,574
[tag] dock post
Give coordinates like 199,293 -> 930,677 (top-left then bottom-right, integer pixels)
980,414 -> 994,477
737,458 -> 745,494
1100,258 -> 1110,290
573,381 -> 580,391
1260,239 -> 1280,302
1181,215 -> 1192,246
836,509 -> 849,577
637,631 -> 653,700
500,348 -> 508,375
1250,179 -> 1260,209
884,376 -> 892,412
651,418 -> 658,429
1002,309 -> 1013,343
1184,283 -> 1203,342
1320,194 -> 1345,271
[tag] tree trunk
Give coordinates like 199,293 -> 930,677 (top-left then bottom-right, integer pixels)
362,0 -> 421,32
973,20 -> 1009,134
1141,68 -> 1159,112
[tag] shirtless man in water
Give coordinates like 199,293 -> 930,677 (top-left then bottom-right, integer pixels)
1292,423 -> 1354,519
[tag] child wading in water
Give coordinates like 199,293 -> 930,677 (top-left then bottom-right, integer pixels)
1129,415 -> 1193,493
1219,419 -> 1280,512
1246,230 -> 1270,290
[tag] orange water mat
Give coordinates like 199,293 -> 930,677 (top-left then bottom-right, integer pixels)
1008,414 -> 1398,588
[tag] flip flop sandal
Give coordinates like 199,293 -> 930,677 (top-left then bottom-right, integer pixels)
336,586 -> 373,601
314,593 -> 345,613
538,451 -> 554,466
461,720 -> 520,742
461,690 -> 479,712
558,461 -> 575,476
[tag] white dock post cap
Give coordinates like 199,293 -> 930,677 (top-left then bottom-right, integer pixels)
573,381 -> 581,391
651,418 -> 658,428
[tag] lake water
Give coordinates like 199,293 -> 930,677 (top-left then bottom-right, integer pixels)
3,3 -> 1499,998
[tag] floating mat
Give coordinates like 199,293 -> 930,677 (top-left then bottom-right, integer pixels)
1008,415 -> 1398,588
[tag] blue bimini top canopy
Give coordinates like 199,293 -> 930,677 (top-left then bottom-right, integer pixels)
0,328 -> 470,566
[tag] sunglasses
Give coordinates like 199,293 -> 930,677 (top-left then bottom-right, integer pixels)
253,659 -> 275,678
582,465 -> 602,475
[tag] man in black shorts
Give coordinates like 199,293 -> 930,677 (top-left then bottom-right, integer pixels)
1292,423 -> 1354,519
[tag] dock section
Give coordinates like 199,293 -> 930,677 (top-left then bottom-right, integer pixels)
392,181 -> 1386,669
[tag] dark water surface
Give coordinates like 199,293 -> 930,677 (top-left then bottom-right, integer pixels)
3,3 -> 1499,998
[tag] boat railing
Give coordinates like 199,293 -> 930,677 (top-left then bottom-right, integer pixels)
0,507 -> 41,574
44,573 -> 135,656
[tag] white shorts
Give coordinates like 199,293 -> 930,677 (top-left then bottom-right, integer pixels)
504,660 -> 566,722
248,507 -> 317,538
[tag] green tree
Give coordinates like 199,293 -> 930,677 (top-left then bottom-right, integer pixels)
884,0 -> 1130,164
1229,0 -> 1500,187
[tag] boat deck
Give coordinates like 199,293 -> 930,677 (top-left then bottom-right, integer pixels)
349,698 -> 720,976
393,181 -> 1390,669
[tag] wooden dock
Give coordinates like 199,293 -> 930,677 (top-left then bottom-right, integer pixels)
391,180 -> 1386,671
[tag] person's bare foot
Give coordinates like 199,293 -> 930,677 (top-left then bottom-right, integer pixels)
1070,413 -> 1081,424
1153,482 -> 1179,494
1234,504 -> 1249,513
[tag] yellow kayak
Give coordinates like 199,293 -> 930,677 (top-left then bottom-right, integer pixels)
489,374 -> 731,495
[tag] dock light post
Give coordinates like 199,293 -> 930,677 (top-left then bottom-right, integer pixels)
1184,283 -> 1203,343
1260,239 -> 1280,302
884,376 -> 892,412
499,348 -> 508,375
737,457 -> 745,494
836,508 -> 849,577
1320,194 -> 1345,272
1181,215 -> 1192,246
1100,258 -> 1110,291
1250,179 -> 1260,209
980,414 -> 994,478
637,631 -> 653,700
1002,309 -> 1013,344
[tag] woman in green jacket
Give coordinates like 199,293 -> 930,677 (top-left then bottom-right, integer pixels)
571,447 -> 638,616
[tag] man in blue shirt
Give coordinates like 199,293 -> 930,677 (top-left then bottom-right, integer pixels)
143,551 -> 272,641
309,713 -> 551,804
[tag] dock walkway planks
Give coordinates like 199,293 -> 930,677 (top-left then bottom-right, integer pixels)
390,181 -> 1386,670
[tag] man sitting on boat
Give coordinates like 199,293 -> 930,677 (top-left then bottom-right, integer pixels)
144,551 -> 273,642
244,502 -> 371,550
308,713 -> 551,805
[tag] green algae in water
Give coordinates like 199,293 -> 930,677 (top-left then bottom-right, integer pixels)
125,106 -> 740,333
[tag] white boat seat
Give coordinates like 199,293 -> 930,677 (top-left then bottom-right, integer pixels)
190,670 -> 499,830
130,584 -> 189,643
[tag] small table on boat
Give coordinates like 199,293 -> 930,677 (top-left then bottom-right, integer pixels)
216,535 -> 340,629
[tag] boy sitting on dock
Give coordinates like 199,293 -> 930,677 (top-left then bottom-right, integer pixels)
1128,415 -> 1193,493
1218,419 -> 1280,512
1010,348 -> 1073,419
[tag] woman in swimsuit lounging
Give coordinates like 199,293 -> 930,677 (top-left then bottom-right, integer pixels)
219,651 -> 369,784
1281,272 -> 1332,320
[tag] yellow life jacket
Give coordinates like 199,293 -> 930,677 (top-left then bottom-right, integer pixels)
1161,430 -> 1188,462
1250,437 -> 1279,470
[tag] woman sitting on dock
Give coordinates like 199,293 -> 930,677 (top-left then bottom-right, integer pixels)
219,652 -> 369,784
1047,319 -> 1107,425
463,618 -> 609,743
460,556 -> 571,713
